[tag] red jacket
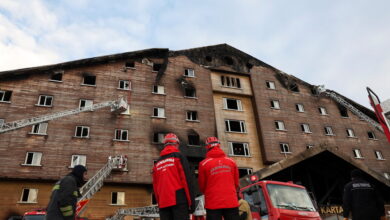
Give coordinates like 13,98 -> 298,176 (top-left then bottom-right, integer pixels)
198,147 -> 239,209
152,146 -> 195,209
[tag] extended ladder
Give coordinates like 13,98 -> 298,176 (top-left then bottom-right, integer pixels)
316,85 -> 383,132
76,155 -> 128,216
0,98 -> 128,134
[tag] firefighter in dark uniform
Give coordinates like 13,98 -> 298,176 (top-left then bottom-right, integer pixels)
342,169 -> 385,220
45,165 -> 87,220
152,133 -> 195,220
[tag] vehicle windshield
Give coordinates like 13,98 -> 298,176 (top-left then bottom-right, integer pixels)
267,184 -> 316,212
22,215 -> 45,220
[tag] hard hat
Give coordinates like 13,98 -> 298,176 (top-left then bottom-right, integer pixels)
164,133 -> 180,146
205,137 -> 220,150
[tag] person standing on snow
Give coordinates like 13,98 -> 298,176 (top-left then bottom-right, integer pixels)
45,165 -> 87,220
152,133 -> 195,220
198,137 -> 240,220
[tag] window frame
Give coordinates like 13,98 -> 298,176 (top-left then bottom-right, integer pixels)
114,129 -> 129,141
295,103 -> 305,112
19,188 -> 38,203
37,95 -> 53,107
188,134 -> 200,146
346,128 -> 356,138
238,167 -> 253,178
23,152 -> 42,166
118,80 -> 131,90
184,88 -> 196,98
318,107 -> 328,115
111,192 -> 125,205
275,121 -> 286,131
301,123 -> 312,133
266,81 -> 276,90
152,85 -> 165,95
270,100 -> 280,109
353,149 -> 363,159
374,150 -> 384,160
79,99 -> 93,110
279,143 -> 291,154
152,107 -> 165,118
225,119 -> 247,133
153,133 -> 165,144
70,155 -> 87,168
221,76 -> 241,89
30,122 -> 48,135
82,75 -> 96,86
186,111 -> 199,122
0,90 -> 12,102
223,98 -> 243,111
367,131 -> 377,140
228,142 -> 250,157
74,126 -> 90,138
184,68 -> 195,77
49,71 -> 63,82
324,126 -> 334,136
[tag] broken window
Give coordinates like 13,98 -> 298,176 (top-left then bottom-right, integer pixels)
221,76 -> 241,89
266,81 -> 275,90
188,134 -> 200,146
338,105 -> 349,117
118,80 -> 131,90
270,100 -> 280,109
295,104 -> 304,112
24,152 -> 42,166
353,149 -> 363,158
228,142 -> 250,157
289,83 -> 300,92
225,120 -> 246,133
223,98 -> 242,111
184,88 -> 196,98
82,75 -> 96,86
115,129 -> 128,141
324,126 -> 334,136
125,61 -> 135,68
20,188 -> 38,203
152,85 -> 165,94
346,128 -> 356,137
318,107 -> 327,115
184,69 -> 195,77
186,111 -> 198,121
0,90 -> 12,102
238,168 -> 253,178
75,126 -> 90,138
280,143 -> 291,153
71,155 -> 86,167
275,121 -> 286,131
31,123 -> 48,135
50,71 -> 63,81
111,192 -> 125,205
153,133 -> 165,143
152,107 -> 165,118
301,124 -> 311,133
153,63 -> 162,72
375,150 -> 384,160
367,131 -> 376,139
205,56 -> 212,62
37,95 -> 53,107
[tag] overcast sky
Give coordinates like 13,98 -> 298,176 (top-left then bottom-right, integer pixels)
1,0 -> 389,108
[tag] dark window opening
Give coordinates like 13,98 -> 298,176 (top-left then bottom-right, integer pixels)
125,61 -> 135,68
152,193 -> 157,205
368,131 -> 376,139
205,56 -> 212,62
111,192 -> 118,204
188,134 -> 200,146
83,75 -> 96,85
246,63 -> 253,69
186,111 -> 198,121
238,168 -> 252,178
226,120 -> 245,132
338,105 -> 349,117
280,143 -> 290,153
226,98 -> 239,110
231,143 -> 249,156
22,189 -> 30,202
153,63 -> 162,71
311,87 -> 318,95
289,83 -> 299,92
51,72 -> 63,81
26,153 -> 34,164
0,90 -> 12,102
236,78 -> 241,88
221,76 -> 225,86
153,133 -> 164,143
224,56 -> 234,65
185,88 -> 196,97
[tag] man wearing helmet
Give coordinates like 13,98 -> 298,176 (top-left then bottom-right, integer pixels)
152,133 -> 196,220
198,137 -> 240,220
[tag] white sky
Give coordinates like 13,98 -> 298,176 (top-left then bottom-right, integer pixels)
0,0 -> 389,108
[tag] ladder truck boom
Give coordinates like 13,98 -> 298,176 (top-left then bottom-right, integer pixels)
316,85 -> 384,132
0,97 -> 128,134
367,87 -> 390,143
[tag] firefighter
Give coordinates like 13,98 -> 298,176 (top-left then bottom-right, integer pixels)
198,137 -> 240,220
152,133 -> 195,220
342,169 -> 385,220
45,165 -> 87,220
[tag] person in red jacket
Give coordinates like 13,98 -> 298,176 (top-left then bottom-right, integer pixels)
198,137 -> 240,220
152,133 -> 195,220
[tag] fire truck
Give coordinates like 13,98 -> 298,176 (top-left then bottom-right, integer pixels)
240,175 -> 321,220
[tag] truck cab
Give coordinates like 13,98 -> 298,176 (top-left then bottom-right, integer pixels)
240,180 -> 321,220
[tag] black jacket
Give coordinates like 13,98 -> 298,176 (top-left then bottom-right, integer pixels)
46,174 -> 80,220
342,178 -> 385,220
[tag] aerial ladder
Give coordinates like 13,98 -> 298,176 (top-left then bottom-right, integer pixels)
367,87 -> 390,143
0,97 -> 128,134
316,86 -> 383,130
